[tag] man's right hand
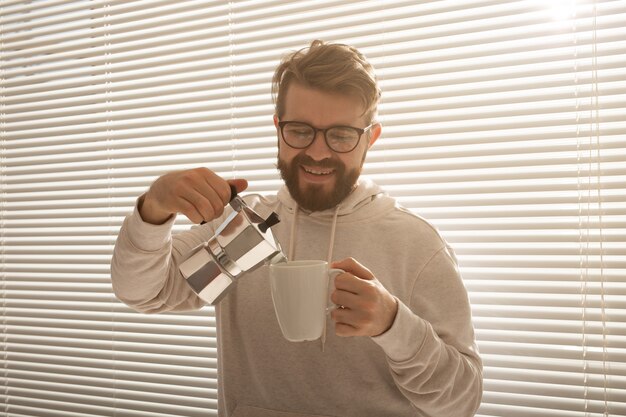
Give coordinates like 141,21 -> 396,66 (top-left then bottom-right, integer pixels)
139,168 -> 248,225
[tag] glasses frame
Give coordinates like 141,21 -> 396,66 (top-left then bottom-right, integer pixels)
278,120 -> 374,153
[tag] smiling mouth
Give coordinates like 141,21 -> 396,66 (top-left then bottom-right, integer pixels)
302,166 -> 334,176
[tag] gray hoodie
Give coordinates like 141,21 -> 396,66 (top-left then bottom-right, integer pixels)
111,178 -> 482,417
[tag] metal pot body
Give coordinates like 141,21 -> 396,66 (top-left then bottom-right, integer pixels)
179,205 -> 285,305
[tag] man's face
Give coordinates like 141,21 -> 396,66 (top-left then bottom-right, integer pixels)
275,82 -> 380,212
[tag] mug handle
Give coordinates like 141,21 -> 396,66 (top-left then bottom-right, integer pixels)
326,268 -> 344,313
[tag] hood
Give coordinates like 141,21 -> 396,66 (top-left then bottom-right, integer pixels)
276,176 -> 396,222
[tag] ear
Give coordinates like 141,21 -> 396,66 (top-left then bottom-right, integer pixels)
273,114 -> 279,129
367,122 -> 382,149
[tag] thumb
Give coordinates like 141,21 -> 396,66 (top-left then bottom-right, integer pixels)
227,178 -> 249,195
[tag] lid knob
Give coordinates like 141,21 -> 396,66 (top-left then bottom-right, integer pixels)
259,212 -> 280,233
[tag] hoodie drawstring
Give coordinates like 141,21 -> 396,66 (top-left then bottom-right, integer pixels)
326,206 -> 339,264
287,204 -> 340,264
288,205 -> 298,261
322,206 -> 340,351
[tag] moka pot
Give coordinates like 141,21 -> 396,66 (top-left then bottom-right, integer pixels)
179,185 -> 286,305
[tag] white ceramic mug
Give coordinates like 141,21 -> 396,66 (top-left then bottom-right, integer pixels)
269,260 -> 343,342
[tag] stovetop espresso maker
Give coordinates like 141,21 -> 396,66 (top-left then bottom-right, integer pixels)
179,185 -> 286,305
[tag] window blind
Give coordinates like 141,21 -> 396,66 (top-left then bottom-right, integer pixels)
1,1 -> 624,416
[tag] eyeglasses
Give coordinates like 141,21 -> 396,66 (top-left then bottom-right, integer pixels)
278,120 -> 374,153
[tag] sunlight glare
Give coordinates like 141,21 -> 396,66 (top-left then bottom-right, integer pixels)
547,0 -> 577,21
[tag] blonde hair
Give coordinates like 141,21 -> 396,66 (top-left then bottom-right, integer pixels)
272,40 -> 381,123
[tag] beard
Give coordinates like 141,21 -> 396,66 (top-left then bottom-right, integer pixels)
277,152 -> 362,212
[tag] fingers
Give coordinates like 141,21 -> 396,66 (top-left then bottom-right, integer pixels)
330,293 -> 377,338
331,257 -> 375,280
179,194 -> 207,225
196,168 -> 232,205
180,188 -> 221,224
228,178 -> 249,196
144,168 -> 249,224
334,322 -> 358,336
330,286 -> 397,338
331,308 -> 368,337
331,284 -> 361,306
330,274 -> 378,336
329,259 -> 399,337
175,170 -> 228,222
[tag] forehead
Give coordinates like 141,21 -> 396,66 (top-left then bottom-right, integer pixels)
282,82 -> 366,127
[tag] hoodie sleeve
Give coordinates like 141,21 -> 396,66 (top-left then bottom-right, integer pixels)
110,196 -> 211,313
371,246 -> 483,417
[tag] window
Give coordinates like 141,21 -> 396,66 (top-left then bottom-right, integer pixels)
1,1 -> 624,416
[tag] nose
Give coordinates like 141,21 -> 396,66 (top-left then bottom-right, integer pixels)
305,130 -> 333,161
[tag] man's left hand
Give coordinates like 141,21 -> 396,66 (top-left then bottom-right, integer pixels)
330,258 -> 399,337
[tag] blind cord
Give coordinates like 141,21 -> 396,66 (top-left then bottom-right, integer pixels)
103,2 -> 118,415
591,1 -> 609,415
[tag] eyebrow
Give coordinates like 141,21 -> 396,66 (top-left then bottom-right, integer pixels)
281,119 -> 365,128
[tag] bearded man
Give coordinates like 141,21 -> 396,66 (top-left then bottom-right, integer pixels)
111,40 -> 483,417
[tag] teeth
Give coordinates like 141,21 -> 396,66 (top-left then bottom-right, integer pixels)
304,167 -> 332,175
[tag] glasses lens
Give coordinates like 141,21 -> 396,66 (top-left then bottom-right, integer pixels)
326,127 -> 359,152
282,122 -> 314,148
